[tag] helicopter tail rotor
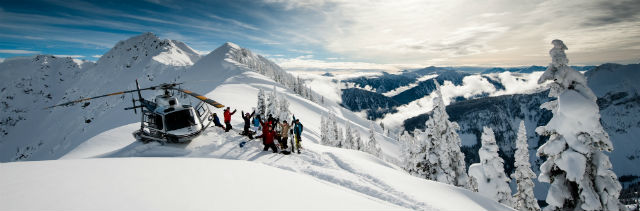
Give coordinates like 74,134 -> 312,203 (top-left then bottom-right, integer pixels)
131,96 -> 137,114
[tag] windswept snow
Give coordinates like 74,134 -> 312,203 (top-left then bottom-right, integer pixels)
58,121 -> 511,211
0,158 -> 402,211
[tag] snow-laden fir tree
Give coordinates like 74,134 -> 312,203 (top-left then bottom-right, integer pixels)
266,85 -> 278,118
320,114 -> 329,146
278,95 -> 290,121
423,79 -> 470,189
337,127 -> 344,148
400,131 -> 426,177
365,122 -> 381,157
536,40 -> 623,211
511,120 -> 540,211
344,122 -> 354,149
468,127 -> 513,206
332,115 -> 341,147
399,131 -> 414,172
400,129 -> 434,180
256,89 -> 266,118
354,130 -> 362,151
328,113 -> 339,147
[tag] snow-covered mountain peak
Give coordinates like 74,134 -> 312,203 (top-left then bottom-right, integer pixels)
97,32 -> 200,70
222,41 -> 241,50
191,41 -> 281,79
586,63 -> 640,97
0,55 -> 81,82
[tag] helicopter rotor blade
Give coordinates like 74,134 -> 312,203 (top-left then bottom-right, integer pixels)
171,88 -> 225,108
44,84 -> 163,109
44,81 -> 186,109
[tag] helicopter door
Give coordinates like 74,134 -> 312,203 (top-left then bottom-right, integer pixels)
195,101 -> 213,129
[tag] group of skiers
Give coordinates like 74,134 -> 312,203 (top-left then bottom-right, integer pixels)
211,107 -> 304,154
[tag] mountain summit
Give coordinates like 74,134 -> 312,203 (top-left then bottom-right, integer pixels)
98,32 -> 200,70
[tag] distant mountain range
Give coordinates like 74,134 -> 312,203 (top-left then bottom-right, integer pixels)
337,62 -> 640,200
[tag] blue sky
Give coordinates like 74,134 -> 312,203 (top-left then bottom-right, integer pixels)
1,0 -> 639,70
0,0 -> 326,60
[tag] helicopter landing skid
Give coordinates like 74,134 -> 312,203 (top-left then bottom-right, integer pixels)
133,130 -> 167,144
132,130 -> 197,144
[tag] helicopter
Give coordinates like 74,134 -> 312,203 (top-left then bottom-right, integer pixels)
46,80 -> 225,143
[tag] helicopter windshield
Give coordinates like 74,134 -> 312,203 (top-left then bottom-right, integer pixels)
164,109 -> 197,131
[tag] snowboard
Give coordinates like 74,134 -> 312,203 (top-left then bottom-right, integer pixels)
280,150 -> 291,155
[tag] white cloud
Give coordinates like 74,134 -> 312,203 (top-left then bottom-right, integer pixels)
92,55 -> 102,58
440,75 -> 496,104
208,14 -> 259,30
381,71 -> 549,128
274,57 -> 423,73
490,71 -> 547,96
0,49 -> 40,54
264,0 -> 640,66
54,54 -> 85,58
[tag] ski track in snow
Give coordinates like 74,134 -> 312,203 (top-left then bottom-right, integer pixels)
66,123 -> 436,210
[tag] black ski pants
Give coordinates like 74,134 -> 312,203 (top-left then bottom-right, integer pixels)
279,137 -> 288,149
225,122 -> 232,132
263,143 -> 277,153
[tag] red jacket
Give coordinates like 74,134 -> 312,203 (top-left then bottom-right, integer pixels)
263,130 -> 276,145
261,120 -> 272,134
224,109 -> 236,123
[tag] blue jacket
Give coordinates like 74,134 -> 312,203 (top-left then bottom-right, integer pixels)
213,114 -> 223,126
293,123 -> 303,135
292,115 -> 303,135
252,116 -> 261,128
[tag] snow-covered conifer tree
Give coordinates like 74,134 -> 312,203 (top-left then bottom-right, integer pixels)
400,131 -> 425,177
344,122 -> 354,149
468,127 -> 513,206
423,79 -> 470,188
536,40 -> 623,211
278,95 -> 290,120
320,115 -> 329,145
266,86 -> 278,118
511,121 -> 540,211
413,129 -> 434,179
354,132 -> 362,151
337,127 -> 344,148
328,113 -> 339,147
366,122 -> 381,157
256,89 -> 266,118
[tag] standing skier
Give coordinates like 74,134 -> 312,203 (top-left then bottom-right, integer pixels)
223,107 -> 236,132
292,115 -> 304,154
241,110 -> 255,138
279,120 -> 291,150
259,116 -> 273,145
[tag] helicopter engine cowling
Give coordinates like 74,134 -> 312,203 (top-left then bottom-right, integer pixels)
155,95 -> 181,108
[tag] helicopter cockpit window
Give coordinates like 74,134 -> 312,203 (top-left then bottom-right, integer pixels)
154,115 -> 163,130
165,109 -> 197,131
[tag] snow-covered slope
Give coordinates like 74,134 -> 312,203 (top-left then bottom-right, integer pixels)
0,33 -> 202,162
0,158 -> 404,211
0,33 -> 512,210
42,122 -> 511,211
0,55 -> 82,144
